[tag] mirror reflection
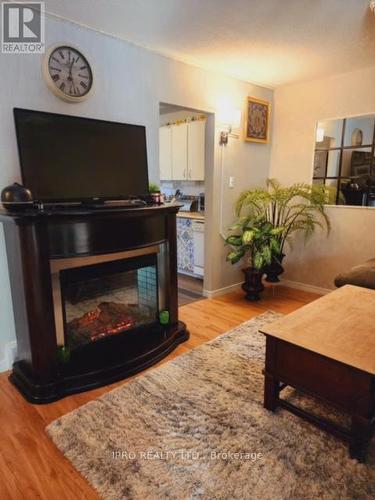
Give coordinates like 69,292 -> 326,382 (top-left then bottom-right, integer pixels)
313,114 -> 375,206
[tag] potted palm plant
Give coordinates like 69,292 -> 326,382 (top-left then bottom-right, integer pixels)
226,215 -> 282,300
235,180 -> 331,282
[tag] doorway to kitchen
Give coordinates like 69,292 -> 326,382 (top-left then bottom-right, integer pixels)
158,102 -> 213,306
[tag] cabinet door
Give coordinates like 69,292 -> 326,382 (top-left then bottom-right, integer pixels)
188,120 -> 205,181
159,126 -> 172,180
171,123 -> 188,180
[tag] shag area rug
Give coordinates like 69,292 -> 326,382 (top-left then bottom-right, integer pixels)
47,312 -> 375,500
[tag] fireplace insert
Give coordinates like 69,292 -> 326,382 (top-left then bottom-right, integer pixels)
60,253 -> 159,350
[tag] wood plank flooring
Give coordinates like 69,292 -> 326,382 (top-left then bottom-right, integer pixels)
0,286 -> 320,500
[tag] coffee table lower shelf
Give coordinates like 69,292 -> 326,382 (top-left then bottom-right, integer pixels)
263,335 -> 375,462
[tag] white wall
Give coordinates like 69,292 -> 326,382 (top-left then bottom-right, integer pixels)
0,15 -> 273,370
270,67 -> 375,291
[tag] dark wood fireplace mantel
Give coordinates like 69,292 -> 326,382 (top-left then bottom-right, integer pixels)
0,204 -> 188,403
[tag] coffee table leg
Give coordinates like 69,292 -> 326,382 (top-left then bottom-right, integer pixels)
349,415 -> 372,462
264,373 -> 279,411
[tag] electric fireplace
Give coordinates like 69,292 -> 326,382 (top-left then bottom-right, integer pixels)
1,205 -> 188,403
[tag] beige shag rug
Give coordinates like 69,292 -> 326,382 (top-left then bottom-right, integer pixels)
47,312 -> 375,500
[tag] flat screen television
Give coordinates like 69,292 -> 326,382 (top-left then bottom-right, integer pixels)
13,108 -> 149,203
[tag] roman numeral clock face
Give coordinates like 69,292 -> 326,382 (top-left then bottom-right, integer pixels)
44,45 -> 93,102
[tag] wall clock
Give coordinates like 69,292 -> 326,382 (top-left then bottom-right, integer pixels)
42,44 -> 94,102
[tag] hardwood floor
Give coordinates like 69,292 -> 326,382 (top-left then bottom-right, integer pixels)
0,286 -> 320,500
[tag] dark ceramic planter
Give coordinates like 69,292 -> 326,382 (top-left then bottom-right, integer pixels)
241,267 -> 264,301
264,253 -> 285,283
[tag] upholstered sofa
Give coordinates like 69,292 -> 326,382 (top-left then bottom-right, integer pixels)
334,258 -> 375,290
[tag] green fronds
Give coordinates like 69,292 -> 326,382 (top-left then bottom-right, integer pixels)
233,178 -> 331,253
235,189 -> 272,217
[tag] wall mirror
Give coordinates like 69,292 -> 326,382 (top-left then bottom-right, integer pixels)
313,114 -> 375,207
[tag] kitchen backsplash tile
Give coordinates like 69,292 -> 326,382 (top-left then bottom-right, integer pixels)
160,180 -> 205,196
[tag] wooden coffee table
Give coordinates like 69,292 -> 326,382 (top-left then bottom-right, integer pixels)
260,285 -> 375,461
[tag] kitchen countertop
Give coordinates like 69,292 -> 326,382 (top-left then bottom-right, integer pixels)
176,211 -> 205,221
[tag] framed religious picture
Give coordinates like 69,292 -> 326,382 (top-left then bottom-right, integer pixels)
245,97 -> 270,143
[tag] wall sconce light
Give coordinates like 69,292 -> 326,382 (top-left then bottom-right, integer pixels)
316,127 -> 325,143
218,107 -> 242,145
220,130 -> 230,145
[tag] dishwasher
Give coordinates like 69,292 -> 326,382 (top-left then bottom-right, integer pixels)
192,219 -> 204,277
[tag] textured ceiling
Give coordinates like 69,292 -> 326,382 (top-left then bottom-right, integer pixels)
44,0 -> 375,88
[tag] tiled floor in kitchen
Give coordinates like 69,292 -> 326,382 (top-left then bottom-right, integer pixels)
178,274 -> 204,306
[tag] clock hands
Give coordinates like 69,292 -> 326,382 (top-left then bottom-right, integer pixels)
67,57 -> 79,95
68,58 -> 74,81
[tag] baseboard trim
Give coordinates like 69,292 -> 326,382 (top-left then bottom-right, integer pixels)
204,278 -> 333,299
0,341 -> 17,373
203,282 -> 242,298
280,279 -> 332,296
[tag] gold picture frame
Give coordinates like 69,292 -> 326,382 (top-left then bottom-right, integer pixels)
245,96 -> 271,143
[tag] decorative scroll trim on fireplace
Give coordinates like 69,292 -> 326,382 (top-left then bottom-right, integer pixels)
50,246 -> 160,346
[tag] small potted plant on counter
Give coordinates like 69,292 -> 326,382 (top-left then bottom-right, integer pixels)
226,215 -> 282,301
149,182 -> 162,204
235,179 -> 331,282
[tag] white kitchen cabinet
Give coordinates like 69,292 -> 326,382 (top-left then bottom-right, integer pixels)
159,120 -> 205,181
187,121 -> 205,181
171,123 -> 188,180
159,126 -> 172,180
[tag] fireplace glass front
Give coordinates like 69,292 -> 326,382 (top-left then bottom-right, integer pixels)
59,254 -> 158,350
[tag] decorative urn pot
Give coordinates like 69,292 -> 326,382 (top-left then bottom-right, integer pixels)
242,267 -> 264,301
264,253 -> 285,283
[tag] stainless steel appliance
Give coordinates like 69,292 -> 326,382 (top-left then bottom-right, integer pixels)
179,195 -> 199,212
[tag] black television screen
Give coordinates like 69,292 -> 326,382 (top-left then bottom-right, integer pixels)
13,108 -> 149,202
